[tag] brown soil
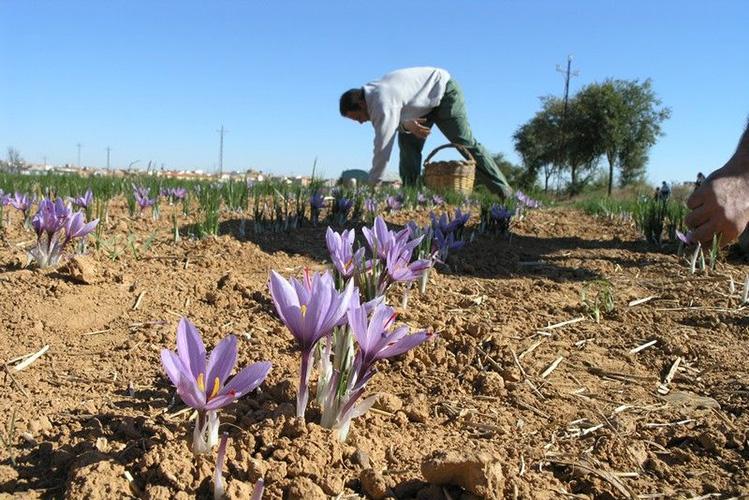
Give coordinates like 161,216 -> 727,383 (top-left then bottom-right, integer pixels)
0,202 -> 747,499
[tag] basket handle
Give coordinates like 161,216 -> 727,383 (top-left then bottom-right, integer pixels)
424,143 -> 475,164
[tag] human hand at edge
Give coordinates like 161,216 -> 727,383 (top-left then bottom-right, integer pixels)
685,151 -> 749,245
402,118 -> 431,139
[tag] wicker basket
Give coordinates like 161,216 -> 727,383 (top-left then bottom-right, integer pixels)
422,143 -> 476,195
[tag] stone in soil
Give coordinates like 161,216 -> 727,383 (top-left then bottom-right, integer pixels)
421,450 -> 505,500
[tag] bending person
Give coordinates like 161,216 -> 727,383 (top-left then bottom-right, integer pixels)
339,67 -> 512,198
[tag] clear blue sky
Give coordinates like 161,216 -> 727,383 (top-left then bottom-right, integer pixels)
2,1 -> 747,185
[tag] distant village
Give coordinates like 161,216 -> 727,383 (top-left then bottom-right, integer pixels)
12,161 -> 338,187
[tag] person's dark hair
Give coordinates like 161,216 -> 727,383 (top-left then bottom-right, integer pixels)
339,88 -> 365,116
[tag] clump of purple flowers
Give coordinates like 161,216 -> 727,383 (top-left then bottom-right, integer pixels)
161,187 -> 188,204
515,190 -> 541,208
28,198 -> 98,268
70,189 -> 93,210
9,192 -> 33,227
310,192 -> 325,225
386,194 -> 403,212
488,204 -> 514,234
133,185 -> 156,212
269,263 -> 432,441
160,318 -> 271,454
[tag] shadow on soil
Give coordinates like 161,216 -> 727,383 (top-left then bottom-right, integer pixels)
207,216 -> 670,283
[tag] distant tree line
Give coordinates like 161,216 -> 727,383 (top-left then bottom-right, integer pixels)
1,147 -> 27,173
498,79 -> 671,196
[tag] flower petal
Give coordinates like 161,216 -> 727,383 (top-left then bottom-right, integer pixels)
177,317 -> 206,380
221,361 -> 272,397
206,335 -> 238,388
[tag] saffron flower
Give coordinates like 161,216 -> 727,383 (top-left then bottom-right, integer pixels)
675,229 -> 694,245
384,238 -> 431,285
432,227 -> 464,262
9,192 -> 32,214
515,190 -> 541,209
488,204 -> 513,234
160,318 -> 272,454
133,185 -> 155,210
362,216 -> 411,260
337,197 -> 353,216
70,189 -> 93,209
417,193 -> 427,206
328,301 -> 432,440
432,194 -> 444,206
364,197 -> 378,214
386,194 -> 403,212
310,193 -> 325,210
268,270 -> 354,418
326,227 -> 365,280
29,198 -> 97,268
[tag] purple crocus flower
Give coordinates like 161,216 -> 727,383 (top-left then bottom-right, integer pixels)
268,270 -> 354,419
337,197 -> 353,216
331,301 -> 432,438
326,227 -> 365,280
64,211 -> 99,240
417,193 -> 427,206
386,195 -> 403,212
71,189 -> 93,209
9,192 -> 31,214
384,240 -> 432,285
28,198 -> 94,268
160,318 -> 272,454
133,185 -> 155,210
432,227 -> 464,262
515,190 -> 541,209
310,193 -> 325,210
364,197 -> 378,214
172,187 -> 188,200
675,229 -> 695,245
362,216 -> 411,260
432,194 -> 444,206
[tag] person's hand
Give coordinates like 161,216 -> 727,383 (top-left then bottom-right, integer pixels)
403,118 -> 431,139
685,152 -> 749,245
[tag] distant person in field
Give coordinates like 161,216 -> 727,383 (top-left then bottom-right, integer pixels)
686,121 -> 749,244
659,181 -> 671,201
339,67 -> 512,198
654,186 -> 661,200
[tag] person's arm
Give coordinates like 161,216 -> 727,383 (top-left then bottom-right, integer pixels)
368,107 -> 400,184
686,121 -> 749,244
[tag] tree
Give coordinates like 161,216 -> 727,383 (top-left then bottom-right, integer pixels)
492,152 -> 529,190
3,147 -> 25,173
575,79 -> 670,195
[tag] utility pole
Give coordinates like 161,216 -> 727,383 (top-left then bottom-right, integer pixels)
556,55 -> 579,119
106,146 -> 111,171
76,143 -> 82,168
217,124 -> 228,176
555,55 -> 579,193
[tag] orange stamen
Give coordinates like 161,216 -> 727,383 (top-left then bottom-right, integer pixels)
197,373 -> 206,392
209,377 -> 221,399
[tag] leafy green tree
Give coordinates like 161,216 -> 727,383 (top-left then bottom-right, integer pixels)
576,79 -> 670,195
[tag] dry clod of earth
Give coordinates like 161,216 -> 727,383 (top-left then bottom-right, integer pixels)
421,450 -> 505,499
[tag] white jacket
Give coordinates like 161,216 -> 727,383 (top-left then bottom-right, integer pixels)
363,67 -> 450,183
